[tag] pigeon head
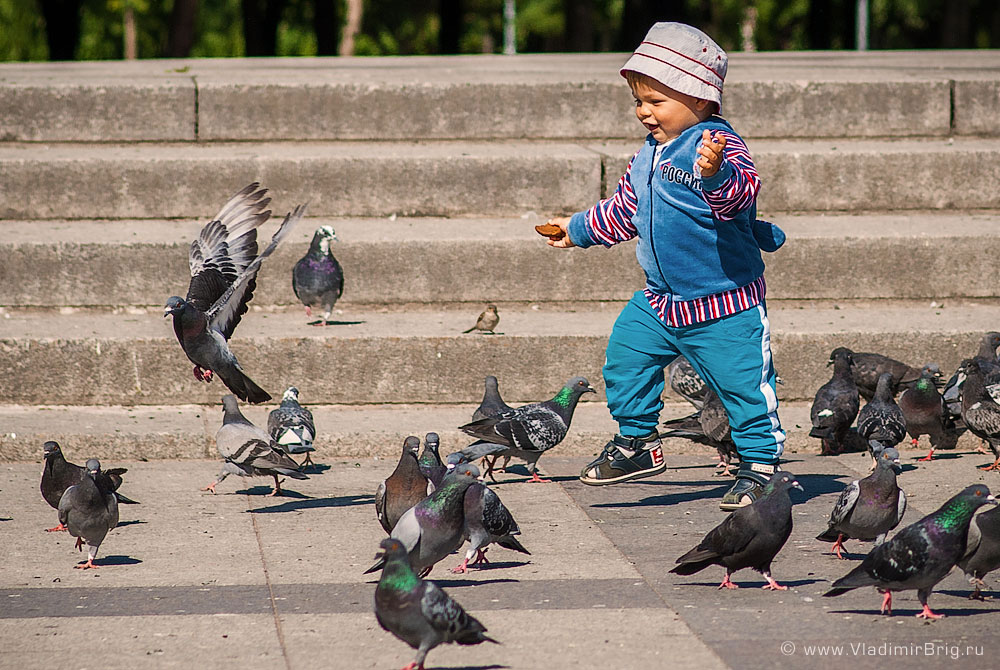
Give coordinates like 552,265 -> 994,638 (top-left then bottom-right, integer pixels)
282,387 -> 300,402
874,372 -> 894,398
376,537 -> 408,561
42,440 -> 61,456
486,304 -> 498,313
424,432 -> 440,450
443,462 -> 481,482
310,226 -> 338,255
934,485 -> 999,533
485,375 -> 499,391
402,435 -> 421,456
828,347 -> 853,369
221,394 -> 242,415
85,458 -> 101,476
163,296 -> 187,317
764,471 -> 803,494
877,447 -> 902,471
982,332 -> 1000,358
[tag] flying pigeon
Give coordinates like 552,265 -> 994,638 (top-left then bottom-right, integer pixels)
817,447 -> 907,559
857,372 -> 906,466
453,481 -> 530,574
824,484 -> 997,618
163,183 -> 305,403
960,359 -> 1000,471
670,471 -> 802,590
958,503 -> 1000,600
57,459 -> 119,570
838,348 -> 921,402
374,538 -> 498,670
366,465 -> 481,576
660,388 -> 737,475
202,395 -> 308,496
471,376 -> 514,479
455,376 -> 596,483
898,365 -> 959,461
418,432 -> 448,489
668,356 -> 708,409
267,386 -> 317,468
462,304 -> 499,334
809,347 -> 860,456
376,436 -> 433,534
293,225 -> 343,326
41,441 -> 137,532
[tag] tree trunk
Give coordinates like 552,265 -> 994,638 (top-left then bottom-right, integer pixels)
563,0 -> 594,52
314,0 -> 341,55
124,6 -> 137,59
167,0 -> 200,57
942,0 -> 972,48
40,0 -> 81,60
340,0 -> 363,55
242,0 -> 286,56
438,0 -> 463,54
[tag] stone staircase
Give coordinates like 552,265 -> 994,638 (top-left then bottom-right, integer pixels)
2,52 -> 998,461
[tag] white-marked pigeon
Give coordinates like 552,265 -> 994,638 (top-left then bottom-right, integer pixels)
670,472 -> 802,590
960,359 -> 1000,471
202,395 -> 307,496
898,365 -> 959,461
809,348 -> 860,455
455,376 -> 596,483
267,386 -> 317,468
292,225 -> 343,326
366,465 -> 480,577
374,538 -> 498,670
857,372 -> 906,466
58,459 -> 119,570
376,436 -> 432,534
825,484 -> 997,618
817,447 -> 906,559
462,304 -> 499,334
41,441 -> 137,532
943,333 -> 1000,452
839,348 -> 921,402
958,503 -> 1000,599
660,388 -> 737,476
452,481 -> 530,574
164,183 -> 305,403
668,356 -> 708,409
471,376 -> 513,480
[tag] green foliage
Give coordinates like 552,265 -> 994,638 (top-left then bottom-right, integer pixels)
0,0 -> 48,60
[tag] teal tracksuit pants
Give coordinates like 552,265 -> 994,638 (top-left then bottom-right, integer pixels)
604,291 -> 785,464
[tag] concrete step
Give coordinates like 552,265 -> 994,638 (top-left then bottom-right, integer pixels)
2,302 -> 998,405
2,52 -> 994,142
3,139 -> 1000,220
2,213 -> 999,308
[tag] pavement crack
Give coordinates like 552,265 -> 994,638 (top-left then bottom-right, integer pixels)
250,497 -> 292,670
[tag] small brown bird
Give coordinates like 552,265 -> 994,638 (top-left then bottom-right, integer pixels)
463,304 -> 500,334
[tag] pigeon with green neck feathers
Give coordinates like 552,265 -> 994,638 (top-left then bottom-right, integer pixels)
455,376 -> 596,483
374,538 -> 498,670
898,365 -> 958,462
824,484 -> 998,618
293,225 -> 343,326
417,432 -> 447,489
376,436 -> 432,534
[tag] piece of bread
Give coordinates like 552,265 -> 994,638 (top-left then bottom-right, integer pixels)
535,222 -> 565,239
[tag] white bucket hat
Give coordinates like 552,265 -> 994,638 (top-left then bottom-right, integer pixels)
620,22 -> 728,112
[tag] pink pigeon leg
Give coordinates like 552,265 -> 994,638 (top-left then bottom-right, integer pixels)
45,523 -> 68,532
451,558 -> 470,574
879,590 -> 892,615
201,481 -> 219,494
762,574 -> 788,591
470,548 -> 490,566
831,534 -> 847,560
718,573 -> 739,589
916,604 -> 943,620
527,472 -> 551,483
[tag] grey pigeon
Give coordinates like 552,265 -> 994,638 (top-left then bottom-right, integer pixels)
958,504 -> 1000,599
374,538 -> 498,670
267,386 -> 317,468
202,395 -> 308,496
898,365 -> 959,461
418,432 -> 448,489
57,459 -> 119,570
366,464 -> 481,576
462,304 -> 499,334
857,372 -> 906,466
817,447 -> 907,559
809,347 -> 860,455
164,183 -> 305,403
455,376 -> 596,483
293,225 -> 343,326
452,481 -> 530,574
670,471 -> 803,590
668,356 -> 708,409
41,441 -> 137,532
376,436 -> 432,534
660,388 -> 737,475
943,333 -> 1000,451
840,348 -> 922,402
960,359 -> 1000,471
825,484 -> 997,618
471,376 -> 514,480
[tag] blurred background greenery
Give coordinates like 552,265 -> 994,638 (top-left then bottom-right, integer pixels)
1,0 -> 997,61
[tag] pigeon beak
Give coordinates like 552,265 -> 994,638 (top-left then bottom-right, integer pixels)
775,375 -> 784,385
163,307 -> 172,318
584,385 -> 597,394
791,480 -> 804,492
987,495 -> 999,505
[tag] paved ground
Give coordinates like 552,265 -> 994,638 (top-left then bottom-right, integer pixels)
3,447 -> 1000,670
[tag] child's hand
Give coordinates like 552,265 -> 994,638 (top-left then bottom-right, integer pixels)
542,216 -> 574,248
696,129 -> 727,178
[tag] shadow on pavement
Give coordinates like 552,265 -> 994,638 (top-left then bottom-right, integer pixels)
432,578 -> 520,588
587,482 -> 730,508
238,485 -> 311,498
115,519 -> 147,528
249,493 -> 374,513
672,577 -> 824,589
99,555 -> 142,566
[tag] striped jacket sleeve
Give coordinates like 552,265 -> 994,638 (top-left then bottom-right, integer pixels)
570,150 -> 641,248
701,131 -> 760,221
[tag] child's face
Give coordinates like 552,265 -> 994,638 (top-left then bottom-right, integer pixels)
630,76 -> 711,143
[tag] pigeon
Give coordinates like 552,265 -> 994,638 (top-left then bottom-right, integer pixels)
960,359 -> 1000,471
40,441 -> 137,531
418,432 -> 448,489
670,471 -> 802,590
366,464 -> 481,576
958,503 -> 1000,600
293,225 -> 343,326
668,356 -> 708,409
267,386 -> 317,468
840,348 -> 922,401
471,376 -> 514,479
824,484 -> 997,618
202,395 -> 308,496
163,183 -> 305,403
462,304 -> 499,334
898,365 -> 959,461
943,333 -> 1000,451
816,447 -> 907,559
455,376 -> 597,483
376,436 -> 433,534
857,372 -> 906,466
452,481 -> 530,574
660,388 -> 738,475
373,538 -> 498,670
57,459 -> 119,570
809,347 -> 860,456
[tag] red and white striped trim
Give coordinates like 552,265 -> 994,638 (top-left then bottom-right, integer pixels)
643,275 -> 766,327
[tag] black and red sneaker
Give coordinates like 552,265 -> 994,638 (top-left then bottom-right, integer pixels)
579,432 -> 665,486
